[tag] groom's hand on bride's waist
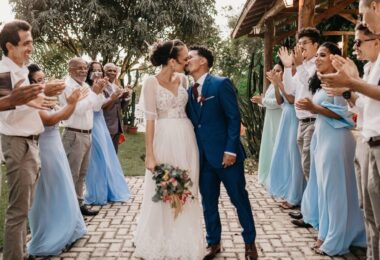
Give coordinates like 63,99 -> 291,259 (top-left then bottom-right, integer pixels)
222,153 -> 236,168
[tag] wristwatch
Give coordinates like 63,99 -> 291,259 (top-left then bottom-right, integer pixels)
342,90 -> 351,100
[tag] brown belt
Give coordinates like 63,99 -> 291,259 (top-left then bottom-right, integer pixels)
300,117 -> 316,123
368,135 -> 380,148
66,127 -> 92,134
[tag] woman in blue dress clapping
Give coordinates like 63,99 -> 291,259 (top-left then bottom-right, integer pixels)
266,64 -> 306,209
296,42 -> 366,256
27,64 -> 87,256
84,62 -> 130,205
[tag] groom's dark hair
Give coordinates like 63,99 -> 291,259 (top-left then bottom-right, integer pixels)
189,45 -> 214,68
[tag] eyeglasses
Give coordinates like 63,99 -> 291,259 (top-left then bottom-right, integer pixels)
353,38 -> 378,47
298,40 -> 313,46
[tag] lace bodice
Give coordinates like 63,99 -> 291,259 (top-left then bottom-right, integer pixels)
141,75 -> 189,120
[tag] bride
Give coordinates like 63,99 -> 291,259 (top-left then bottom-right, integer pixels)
133,39 -> 204,259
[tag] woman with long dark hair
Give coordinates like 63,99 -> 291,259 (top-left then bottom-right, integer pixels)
84,61 -> 130,205
296,42 -> 366,256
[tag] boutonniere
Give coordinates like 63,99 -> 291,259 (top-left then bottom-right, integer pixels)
197,96 -> 206,106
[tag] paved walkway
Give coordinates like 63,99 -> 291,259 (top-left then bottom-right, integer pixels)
40,174 -> 365,260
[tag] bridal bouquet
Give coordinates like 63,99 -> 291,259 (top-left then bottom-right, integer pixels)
151,163 -> 194,218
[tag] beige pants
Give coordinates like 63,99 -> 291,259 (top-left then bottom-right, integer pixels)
62,129 -> 91,202
297,120 -> 315,180
364,143 -> 380,260
1,135 -> 40,260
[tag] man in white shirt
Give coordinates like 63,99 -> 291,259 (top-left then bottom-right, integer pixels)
279,28 -> 320,181
0,19 -> 54,260
60,57 -> 107,216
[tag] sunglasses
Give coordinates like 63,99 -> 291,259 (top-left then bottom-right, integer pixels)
353,38 -> 378,47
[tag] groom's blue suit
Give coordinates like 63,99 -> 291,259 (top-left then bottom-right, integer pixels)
187,73 -> 256,245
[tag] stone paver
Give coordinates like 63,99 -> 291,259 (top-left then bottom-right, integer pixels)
6,175 -> 367,259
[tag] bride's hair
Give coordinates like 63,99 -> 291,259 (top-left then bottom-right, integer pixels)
149,39 -> 185,67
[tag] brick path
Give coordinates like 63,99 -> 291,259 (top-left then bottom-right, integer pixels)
34,175 -> 365,259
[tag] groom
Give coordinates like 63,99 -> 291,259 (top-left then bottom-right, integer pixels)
185,46 -> 258,260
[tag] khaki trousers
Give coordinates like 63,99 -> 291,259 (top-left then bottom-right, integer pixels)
62,129 -> 91,203
364,142 -> 380,260
1,135 -> 40,260
297,120 -> 315,180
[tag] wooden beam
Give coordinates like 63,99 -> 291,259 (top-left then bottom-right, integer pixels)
314,0 -> 356,25
232,0 -> 257,39
275,28 -> 298,44
322,31 -> 355,36
298,0 -> 316,30
338,13 -> 358,24
253,0 -> 286,34
342,35 -> 349,57
263,18 -> 274,91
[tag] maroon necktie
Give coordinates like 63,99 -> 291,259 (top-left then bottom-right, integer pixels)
192,83 -> 200,99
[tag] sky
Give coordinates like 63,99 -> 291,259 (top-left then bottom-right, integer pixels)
0,0 -> 246,37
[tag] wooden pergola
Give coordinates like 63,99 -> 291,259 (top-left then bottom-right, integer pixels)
232,0 -> 358,89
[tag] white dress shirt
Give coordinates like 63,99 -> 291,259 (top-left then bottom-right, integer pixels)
362,53 -> 380,139
0,56 -> 44,136
283,57 -> 317,119
349,62 -> 373,130
60,76 -> 105,130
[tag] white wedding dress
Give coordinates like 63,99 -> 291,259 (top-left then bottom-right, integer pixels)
134,75 -> 205,259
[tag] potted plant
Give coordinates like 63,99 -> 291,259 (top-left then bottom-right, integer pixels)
123,88 -> 138,134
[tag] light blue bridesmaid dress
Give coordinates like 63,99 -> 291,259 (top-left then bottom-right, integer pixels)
28,125 -> 87,256
84,110 -> 130,205
258,84 -> 282,184
266,96 -> 305,206
311,89 -> 366,255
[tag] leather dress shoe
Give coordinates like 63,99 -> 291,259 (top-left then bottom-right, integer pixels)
203,243 -> 221,260
245,242 -> 258,260
289,211 -> 303,219
291,219 -> 312,228
80,205 -> 99,216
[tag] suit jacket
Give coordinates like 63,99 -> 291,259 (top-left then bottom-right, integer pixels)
186,74 -> 246,169
103,83 -> 128,135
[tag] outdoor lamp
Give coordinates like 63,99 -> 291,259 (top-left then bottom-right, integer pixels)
253,26 -> 261,35
283,0 -> 294,8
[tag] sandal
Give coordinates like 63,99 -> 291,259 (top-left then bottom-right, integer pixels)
314,248 -> 327,256
279,201 -> 296,210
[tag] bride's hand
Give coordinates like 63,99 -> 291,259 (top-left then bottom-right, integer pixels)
145,155 -> 157,172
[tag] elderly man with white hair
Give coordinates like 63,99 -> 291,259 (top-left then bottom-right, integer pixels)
102,63 -> 130,153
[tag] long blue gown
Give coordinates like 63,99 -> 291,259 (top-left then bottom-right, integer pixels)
28,125 -> 87,256
84,111 -> 130,205
266,97 -> 305,206
258,84 -> 282,184
312,89 -> 366,255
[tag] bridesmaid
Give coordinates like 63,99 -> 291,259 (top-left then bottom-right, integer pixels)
266,65 -> 306,209
27,64 -> 87,256
84,62 -> 130,205
296,42 -> 366,256
251,63 -> 283,184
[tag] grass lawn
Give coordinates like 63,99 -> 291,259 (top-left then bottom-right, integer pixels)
0,131 -> 146,249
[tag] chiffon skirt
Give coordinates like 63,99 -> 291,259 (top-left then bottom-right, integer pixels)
134,118 -> 205,259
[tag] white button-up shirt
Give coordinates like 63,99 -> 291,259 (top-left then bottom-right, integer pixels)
362,53 -> 380,140
283,57 -> 316,119
0,56 -> 44,136
60,76 -> 105,130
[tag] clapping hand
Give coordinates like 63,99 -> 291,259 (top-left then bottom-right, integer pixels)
28,93 -> 58,110
92,77 -> 109,94
278,47 -> 293,68
293,45 -> 304,67
295,97 -> 315,112
322,83 -> 349,97
9,80 -> 43,107
111,87 -> 124,100
65,87 -> 89,104
266,70 -> 283,86
250,94 -> 263,105
44,79 -> 65,96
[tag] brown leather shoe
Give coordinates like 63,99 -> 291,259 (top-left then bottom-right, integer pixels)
245,242 -> 258,260
203,243 -> 221,260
